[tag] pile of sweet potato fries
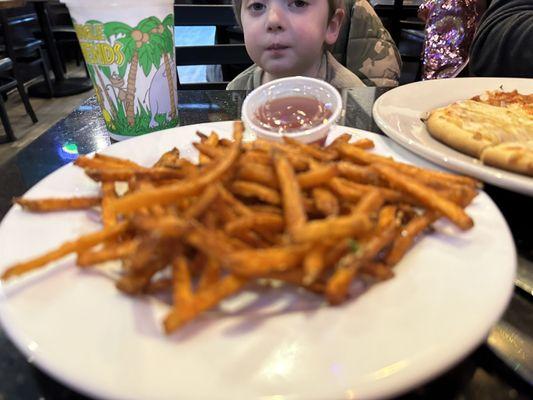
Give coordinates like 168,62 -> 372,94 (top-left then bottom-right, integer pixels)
1,122 -> 479,333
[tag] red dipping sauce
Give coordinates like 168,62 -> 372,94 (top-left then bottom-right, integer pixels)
254,96 -> 332,133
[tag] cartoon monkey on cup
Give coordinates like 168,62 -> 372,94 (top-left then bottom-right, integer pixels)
107,72 -> 127,103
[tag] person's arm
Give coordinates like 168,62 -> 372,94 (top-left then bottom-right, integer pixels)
469,0 -> 533,78
344,0 -> 402,87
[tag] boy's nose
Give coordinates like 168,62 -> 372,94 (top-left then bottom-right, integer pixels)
266,5 -> 285,32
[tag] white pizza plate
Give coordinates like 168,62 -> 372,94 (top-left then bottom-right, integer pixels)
0,121 -> 516,400
372,77 -> 533,196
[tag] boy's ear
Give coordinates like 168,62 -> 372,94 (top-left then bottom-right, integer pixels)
325,8 -> 345,46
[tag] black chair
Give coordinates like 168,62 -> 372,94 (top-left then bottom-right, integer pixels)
0,56 -> 37,142
390,0 -> 424,44
174,4 -> 252,90
0,7 -> 53,97
34,3 -> 85,75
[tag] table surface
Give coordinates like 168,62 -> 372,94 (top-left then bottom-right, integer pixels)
0,89 -> 531,400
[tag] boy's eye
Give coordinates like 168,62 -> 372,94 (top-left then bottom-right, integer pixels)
291,0 -> 308,7
248,2 -> 266,12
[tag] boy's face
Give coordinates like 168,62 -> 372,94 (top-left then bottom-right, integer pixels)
241,0 -> 342,78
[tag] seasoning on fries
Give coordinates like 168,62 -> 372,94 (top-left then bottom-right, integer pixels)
1,121 -> 480,334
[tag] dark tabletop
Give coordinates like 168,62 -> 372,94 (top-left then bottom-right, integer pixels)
0,89 -> 531,400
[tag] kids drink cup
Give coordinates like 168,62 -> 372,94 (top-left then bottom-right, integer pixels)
62,0 -> 178,140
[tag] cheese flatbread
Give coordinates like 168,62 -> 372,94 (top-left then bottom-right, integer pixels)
481,141 -> 533,177
426,90 -> 533,177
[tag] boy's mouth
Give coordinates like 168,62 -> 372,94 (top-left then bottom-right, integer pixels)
266,44 -> 289,51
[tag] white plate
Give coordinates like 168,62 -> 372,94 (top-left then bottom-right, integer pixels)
372,77 -> 533,196
0,122 -> 516,400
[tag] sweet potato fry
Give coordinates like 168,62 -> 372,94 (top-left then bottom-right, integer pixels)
1,221 -> 128,281
386,211 -> 438,266
350,138 -> 375,150
248,204 -> 282,215
219,138 -> 232,147
194,141 -> 225,159
239,150 -> 272,166
361,262 -> 394,280
273,151 -> 307,234
373,163 -> 473,230
266,269 -> 326,294
172,255 -> 194,305
297,164 -> 338,189
231,229 -> 271,248
303,243 -> 327,285
251,139 -> 311,170
224,213 -> 284,236
156,158 -> 197,175
311,187 -> 340,216
198,256 -> 221,291
236,162 -> 278,189
93,153 -> 142,169
186,226 -> 240,261
109,126 -> 242,214
291,212 -> 372,243
338,143 -> 479,188
337,161 -> 380,185
74,155 -> 139,170
196,131 -> 220,165
184,184 -> 220,219
326,266 -> 357,305
77,238 -> 140,267
231,180 -> 281,205
325,238 -> 350,267
329,177 -> 404,204
101,182 -> 117,227
351,190 -> 384,215
131,215 -> 189,238
327,133 -> 351,149
85,167 -> 187,182
116,253 -> 169,295
225,245 -> 308,276
376,205 -> 399,231
153,147 -> 180,168
164,274 -> 247,333
283,137 -> 337,161
217,185 -> 253,216
144,278 -> 172,294
124,236 -> 174,272
14,196 -> 101,212
326,222 -> 398,304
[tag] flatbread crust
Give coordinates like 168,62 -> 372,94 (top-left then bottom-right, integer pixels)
426,108 -> 498,158
481,142 -> 533,177
425,91 -> 533,176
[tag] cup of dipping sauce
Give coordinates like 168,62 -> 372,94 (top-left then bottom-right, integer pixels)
241,76 -> 342,145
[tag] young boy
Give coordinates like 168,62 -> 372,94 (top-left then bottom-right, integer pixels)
227,0 -> 366,90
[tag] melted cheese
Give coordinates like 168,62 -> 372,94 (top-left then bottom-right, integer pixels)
445,100 -> 533,144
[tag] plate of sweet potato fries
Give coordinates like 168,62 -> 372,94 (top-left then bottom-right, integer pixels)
0,121 -> 515,400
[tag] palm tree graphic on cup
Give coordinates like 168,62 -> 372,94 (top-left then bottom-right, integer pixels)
82,15 -> 177,136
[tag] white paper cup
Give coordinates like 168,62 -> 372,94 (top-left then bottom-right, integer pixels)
62,0 -> 178,140
241,76 -> 342,145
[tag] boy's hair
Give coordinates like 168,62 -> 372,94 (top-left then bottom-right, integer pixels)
232,0 -> 345,27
